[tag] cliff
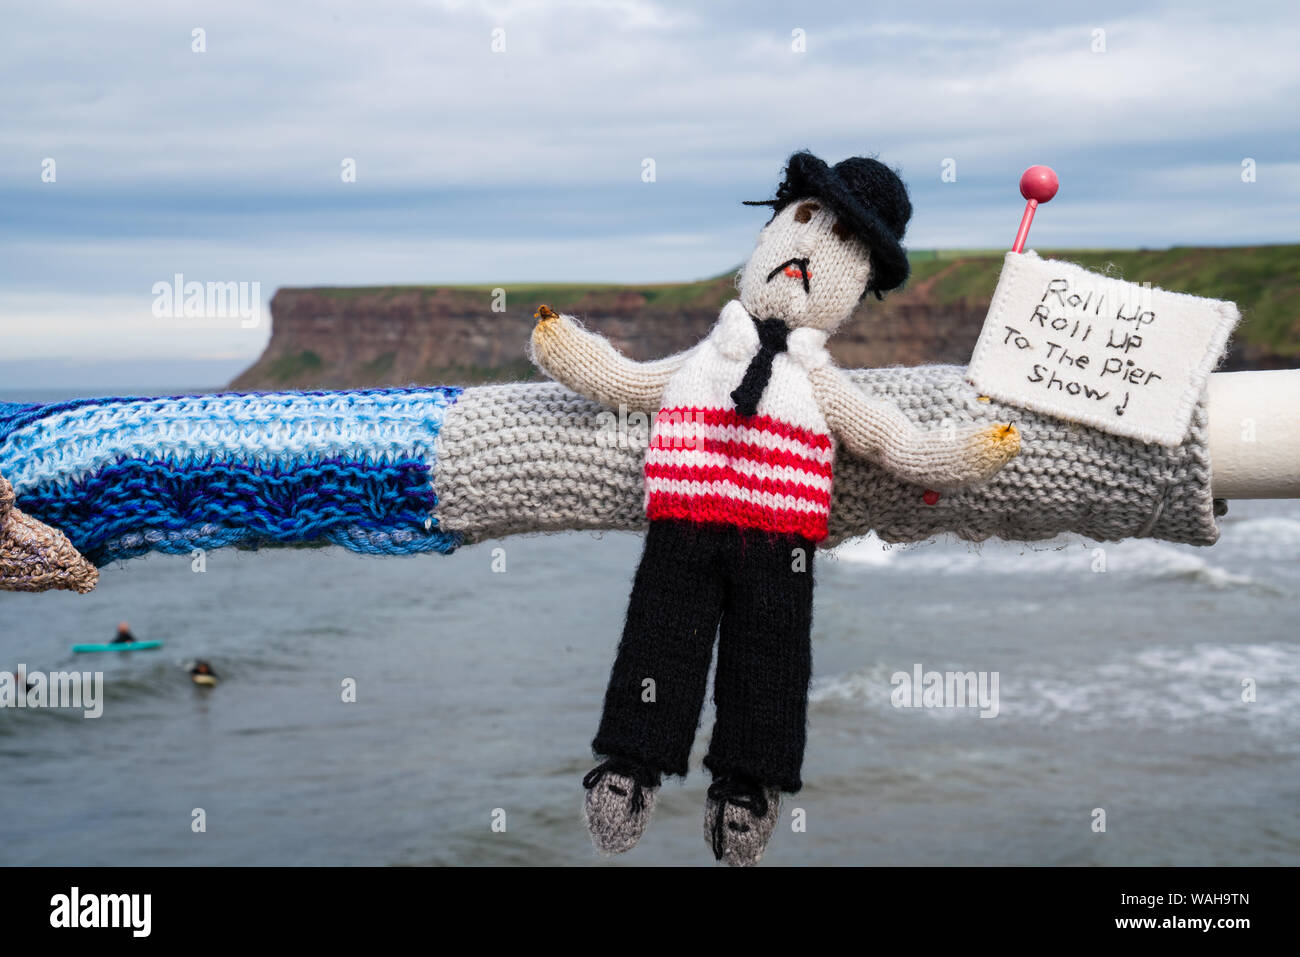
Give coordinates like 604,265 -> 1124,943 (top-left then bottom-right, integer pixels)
229,246 -> 1300,390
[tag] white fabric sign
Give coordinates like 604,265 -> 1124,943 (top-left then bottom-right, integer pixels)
967,251 -> 1240,447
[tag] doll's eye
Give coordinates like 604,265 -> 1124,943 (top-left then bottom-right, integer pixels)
831,221 -> 851,241
793,202 -> 820,223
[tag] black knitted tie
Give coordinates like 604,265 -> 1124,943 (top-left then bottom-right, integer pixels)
730,317 -> 790,418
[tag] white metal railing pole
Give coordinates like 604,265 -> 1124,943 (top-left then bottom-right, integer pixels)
1208,369 -> 1300,498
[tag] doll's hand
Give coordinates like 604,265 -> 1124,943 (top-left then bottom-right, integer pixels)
0,474 -> 98,593
526,305 -> 683,413
957,422 -> 1020,482
531,304 -> 565,357
877,421 -> 1020,491
897,421 -> 1020,491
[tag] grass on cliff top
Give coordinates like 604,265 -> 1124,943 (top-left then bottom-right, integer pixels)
308,278 -> 738,311
299,244 -> 1300,354
905,245 -> 1300,353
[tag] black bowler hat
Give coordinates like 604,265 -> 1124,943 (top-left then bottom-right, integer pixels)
745,150 -> 913,299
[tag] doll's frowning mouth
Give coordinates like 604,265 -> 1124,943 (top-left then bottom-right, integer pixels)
766,257 -> 811,294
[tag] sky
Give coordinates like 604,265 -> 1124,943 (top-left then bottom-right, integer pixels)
1,0 -> 1298,385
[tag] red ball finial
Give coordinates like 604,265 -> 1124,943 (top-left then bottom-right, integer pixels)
1011,165 -> 1059,253
1019,165 -> 1059,204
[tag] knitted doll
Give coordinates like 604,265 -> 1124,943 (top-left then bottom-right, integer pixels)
530,150 -> 1021,866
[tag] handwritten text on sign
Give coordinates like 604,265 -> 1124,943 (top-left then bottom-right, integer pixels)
967,252 -> 1239,447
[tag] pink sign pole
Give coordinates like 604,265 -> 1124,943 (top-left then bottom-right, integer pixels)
1011,165 -> 1059,253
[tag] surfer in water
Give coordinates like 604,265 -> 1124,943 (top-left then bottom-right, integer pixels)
190,660 -> 219,686
111,621 -> 137,644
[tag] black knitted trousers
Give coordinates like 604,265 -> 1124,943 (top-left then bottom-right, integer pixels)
592,519 -> 815,793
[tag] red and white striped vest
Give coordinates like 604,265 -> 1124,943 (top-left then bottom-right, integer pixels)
644,301 -> 835,542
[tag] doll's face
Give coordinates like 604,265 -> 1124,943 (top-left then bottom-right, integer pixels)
737,199 -> 872,332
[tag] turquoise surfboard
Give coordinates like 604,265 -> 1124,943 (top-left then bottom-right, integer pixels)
71,640 -> 164,653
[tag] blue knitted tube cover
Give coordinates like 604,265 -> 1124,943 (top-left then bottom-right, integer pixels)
0,388 -> 463,566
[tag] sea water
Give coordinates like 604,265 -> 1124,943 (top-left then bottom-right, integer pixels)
0,391 -> 1296,865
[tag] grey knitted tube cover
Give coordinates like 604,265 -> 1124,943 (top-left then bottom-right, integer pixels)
433,365 -> 1220,548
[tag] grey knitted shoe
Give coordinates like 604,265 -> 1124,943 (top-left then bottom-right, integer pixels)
704,776 -> 781,867
582,759 -> 661,855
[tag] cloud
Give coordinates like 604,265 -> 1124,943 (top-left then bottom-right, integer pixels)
0,0 -> 1297,364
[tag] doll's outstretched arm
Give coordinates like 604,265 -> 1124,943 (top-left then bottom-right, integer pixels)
530,305 -> 693,414
809,363 -> 1020,490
